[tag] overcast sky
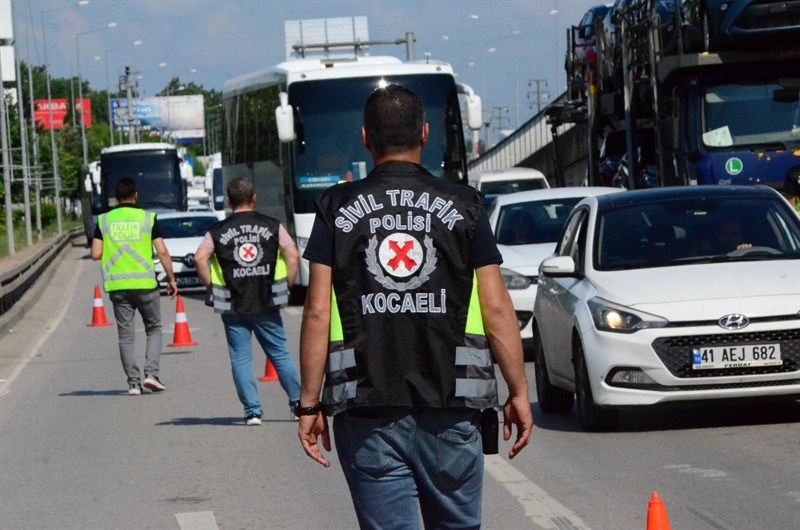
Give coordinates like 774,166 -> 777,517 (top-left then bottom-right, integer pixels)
10,0 -> 603,130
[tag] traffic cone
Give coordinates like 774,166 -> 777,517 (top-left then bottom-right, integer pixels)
259,360 -> 278,382
87,285 -> 113,327
646,491 -> 671,530
168,295 -> 198,347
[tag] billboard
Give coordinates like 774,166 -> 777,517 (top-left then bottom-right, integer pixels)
111,95 -> 205,144
33,98 -> 92,130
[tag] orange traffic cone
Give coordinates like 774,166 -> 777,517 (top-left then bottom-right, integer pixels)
168,295 -> 198,347
87,285 -> 113,327
260,360 -> 278,382
646,491 -> 671,530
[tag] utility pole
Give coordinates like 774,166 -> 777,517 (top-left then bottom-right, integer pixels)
492,106 -> 510,140
527,79 -> 550,114
123,66 -> 136,144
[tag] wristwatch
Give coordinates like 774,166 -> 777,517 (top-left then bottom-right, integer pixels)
293,402 -> 322,416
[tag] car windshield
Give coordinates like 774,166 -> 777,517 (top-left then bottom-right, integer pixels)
159,216 -> 218,239
496,197 -> 584,245
595,195 -> 800,270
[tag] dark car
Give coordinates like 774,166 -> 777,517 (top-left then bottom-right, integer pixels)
682,0 -> 800,51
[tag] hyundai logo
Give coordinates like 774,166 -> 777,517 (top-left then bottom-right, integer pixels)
718,314 -> 749,330
182,253 -> 195,268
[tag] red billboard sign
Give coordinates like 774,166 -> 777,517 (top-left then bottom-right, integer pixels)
34,99 -> 92,130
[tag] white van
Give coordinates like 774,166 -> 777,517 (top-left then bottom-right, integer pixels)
468,168 -> 550,200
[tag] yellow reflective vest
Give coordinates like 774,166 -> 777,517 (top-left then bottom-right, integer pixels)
99,207 -> 157,292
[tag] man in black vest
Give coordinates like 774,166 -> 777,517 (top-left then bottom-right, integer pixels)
195,178 -> 301,426
298,84 -> 532,528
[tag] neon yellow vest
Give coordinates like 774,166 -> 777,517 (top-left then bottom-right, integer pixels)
99,207 -> 157,292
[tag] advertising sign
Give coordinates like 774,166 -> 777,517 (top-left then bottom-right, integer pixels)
33,98 -> 92,130
111,95 -> 205,144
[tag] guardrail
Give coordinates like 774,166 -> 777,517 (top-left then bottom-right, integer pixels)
0,230 -> 82,325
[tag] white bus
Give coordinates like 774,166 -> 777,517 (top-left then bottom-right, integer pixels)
221,55 -> 482,292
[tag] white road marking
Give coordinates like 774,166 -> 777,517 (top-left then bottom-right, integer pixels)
175,511 -> 220,530
484,454 -> 591,530
0,259 -> 83,397
663,464 -> 728,478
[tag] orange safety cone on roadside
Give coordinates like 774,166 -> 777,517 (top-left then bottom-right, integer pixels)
168,295 -> 198,347
260,360 -> 278,382
87,285 -> 113,327
646,491 -> 671,530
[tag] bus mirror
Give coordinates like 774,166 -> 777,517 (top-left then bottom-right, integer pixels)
457,83 -> 483,131
275,92 -> 295,142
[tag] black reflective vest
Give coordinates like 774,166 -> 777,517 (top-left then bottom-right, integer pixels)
207,211 -> 288,314
315,162 -> 499,416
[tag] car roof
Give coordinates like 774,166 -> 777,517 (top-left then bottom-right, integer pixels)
490,186 -> 622,208
594,185 -> 779,210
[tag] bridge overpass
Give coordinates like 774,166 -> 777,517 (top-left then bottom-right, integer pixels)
467,92 -> 589,188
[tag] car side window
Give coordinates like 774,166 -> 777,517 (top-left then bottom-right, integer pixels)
556,208 -> 588,269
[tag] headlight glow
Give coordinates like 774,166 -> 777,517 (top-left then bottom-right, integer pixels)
588,298 -> 668,333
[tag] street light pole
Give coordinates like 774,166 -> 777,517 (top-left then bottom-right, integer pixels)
41,2 -> 90,234
105,40 -> 142,146
76,22 -> 117,166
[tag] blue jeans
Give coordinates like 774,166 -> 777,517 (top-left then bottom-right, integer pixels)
333,407 -> 483,530
221,311 -> 301,417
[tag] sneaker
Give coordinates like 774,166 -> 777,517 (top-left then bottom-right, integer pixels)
143,375 -> 166,393
290,401 -> 299,422
245,413 -> 262,426
128,383 -> 142,396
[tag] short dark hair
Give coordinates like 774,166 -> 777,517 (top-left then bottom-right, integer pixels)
227,177 -> 255,208
363,84 -> 424,156
115,177 -> 137,202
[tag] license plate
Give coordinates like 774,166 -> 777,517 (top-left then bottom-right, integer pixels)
177,277 -> 201,287
692,343 -> 782,370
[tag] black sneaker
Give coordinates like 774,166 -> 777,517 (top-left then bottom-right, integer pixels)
245,413 -> 262,426
290,401 -> 300,421
128,383 -> 143,396
143,375 -> 166,392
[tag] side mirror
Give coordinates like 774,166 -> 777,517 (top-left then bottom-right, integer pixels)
540,255 -> 577,277
275,92 -> 295,143
457,83 -> 483,131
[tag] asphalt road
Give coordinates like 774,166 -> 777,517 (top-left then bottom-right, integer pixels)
1,244 -> 798,529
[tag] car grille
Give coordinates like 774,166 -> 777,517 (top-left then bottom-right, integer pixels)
652,328 -> 800,378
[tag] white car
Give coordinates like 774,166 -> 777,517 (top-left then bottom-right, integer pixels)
470,167 -> 550,209
532,185 -> 800,431
487,187 -> 622,355
154,211 -> 221,291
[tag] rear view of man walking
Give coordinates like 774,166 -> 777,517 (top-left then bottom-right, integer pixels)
91,177 -> 178,395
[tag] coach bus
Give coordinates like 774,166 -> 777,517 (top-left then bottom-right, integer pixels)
81,142 -> 193,244
221,55 -> 483,292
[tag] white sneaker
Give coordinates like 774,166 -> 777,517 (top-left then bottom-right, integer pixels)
245,414 -> 262,426
128,383 -> 142,396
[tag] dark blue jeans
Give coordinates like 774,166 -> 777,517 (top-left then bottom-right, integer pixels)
333,407 -> 483,530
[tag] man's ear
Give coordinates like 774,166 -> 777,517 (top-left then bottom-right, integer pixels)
361,126 -> 371,150
420,122 -> 430,148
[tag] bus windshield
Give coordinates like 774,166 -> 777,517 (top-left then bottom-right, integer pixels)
701,81 -> 800,150
103,152 -> 182,210
289,74 -> 463,214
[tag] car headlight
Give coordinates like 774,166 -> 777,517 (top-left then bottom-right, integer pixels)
587,298 -> 668,333
500,267 -> 532,290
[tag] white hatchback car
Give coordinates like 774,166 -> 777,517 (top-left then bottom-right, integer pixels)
154,211 -> 222,291
532,185 -> 800,431
487,187 -> 622,354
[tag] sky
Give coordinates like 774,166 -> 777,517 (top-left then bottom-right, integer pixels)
8,0 -> 604,131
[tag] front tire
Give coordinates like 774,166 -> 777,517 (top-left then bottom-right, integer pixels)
574,339 -> 618,432
533,327 -> 574,414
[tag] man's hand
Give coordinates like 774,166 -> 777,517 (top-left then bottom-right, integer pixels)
298,412 -> 331,467
165,280 -> 178,299
503,394 -> 533,459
